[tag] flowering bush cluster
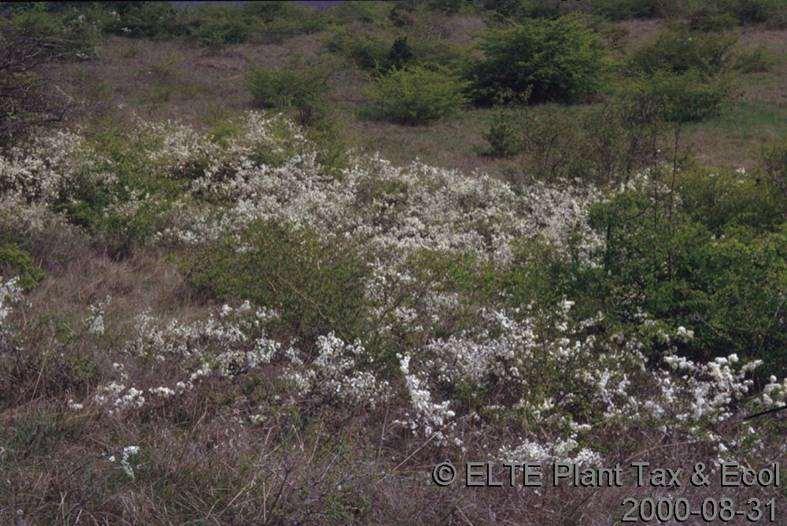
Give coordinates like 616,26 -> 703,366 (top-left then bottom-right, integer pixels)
0,111 -> 783,524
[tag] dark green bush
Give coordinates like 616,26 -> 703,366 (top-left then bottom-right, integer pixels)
327,30 -> 392,71
720,0 -> 781,24
52,126 -> 183,258
183,220 -> 370,344
677,166 -> 785,235
688,6 -> 740,31
388,37 -> 414,70
103,2 -> 185,39
5,4 -> 99,56
591,0 -> 658,20
731,44 -> 774,72
1,6 -> 99,147
364,65 -> 467,125
466,15 -> 604,105
760,137 -> 786,192
481,0 -> 565,19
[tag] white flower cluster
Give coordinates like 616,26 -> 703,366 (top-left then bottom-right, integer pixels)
138,113 -> 601,269
108,445 -> 141,479
311,332 -> 391,407
0,131 -> 88,203
0,276 -> 22,329
85,295 -> 111,336
396,354 -> 456,445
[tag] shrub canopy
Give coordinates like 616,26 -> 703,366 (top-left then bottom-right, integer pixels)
466,15 -> 604,105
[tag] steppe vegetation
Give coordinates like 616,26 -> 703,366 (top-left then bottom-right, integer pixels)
1,1 -> 785,524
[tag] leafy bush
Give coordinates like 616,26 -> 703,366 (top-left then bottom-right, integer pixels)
103,2 -> 185,39
688,6 -> 740,31
510,168 -> 786,375
720,0 -> 782,24
481,0 -> 565,19
364,65 -> 467,125
247,66 -> 328,124
677,166 -> 785,235
0,6 -> 97,146
622,70 -> 731,123
327,30 -> 397,71
509,101 -> 664,182
52,126 -> 183,258
184,6 -> 254,48
388,37 -> 414,70
628,27 -> 736,77
183,220 -> 370,344
760,137 -> 786,191
731,44 -> 774,73
591,0 -> 658,20
483,110 -> 524,157
0,243 -> 45,290
466,15 -> 604,105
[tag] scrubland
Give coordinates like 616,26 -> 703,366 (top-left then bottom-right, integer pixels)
1,1 -> 785,524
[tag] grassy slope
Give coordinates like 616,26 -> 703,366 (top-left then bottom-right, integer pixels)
46,8 -> 786,174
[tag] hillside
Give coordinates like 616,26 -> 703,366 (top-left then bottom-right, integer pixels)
1,2 -> 785,525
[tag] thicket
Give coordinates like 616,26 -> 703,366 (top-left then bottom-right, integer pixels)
483,100 -> 664,182
502,165 -> 786,376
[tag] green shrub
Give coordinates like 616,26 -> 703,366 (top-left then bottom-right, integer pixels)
732,45 -> 774,73
184,6 -> 254,47
51,126 -> 183,258
628,27 -> 736,77
0,243 -> 45,290
183,220 -> 369,344
514,168 -> 786,375
591,0 -> 658,20
389,2 -> 417,26
327,30 -> 391,71
622,69 -> 731,123
510,101 -> 664,182
721,0 -> 781,24
483,110 -> 524,157
388,37 -> 414,70
426,0 -> 470,13
5,4 -> 99,56
104,2 -> 185,39
466,15 -> 604,105
364,65 -> 467,125
1,7 -> 99,146
588,188 -> 785,374
688,6 -> 740,31
247,66 -> 328,124
760,137 -> 786,191
481,0 -> 566,19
